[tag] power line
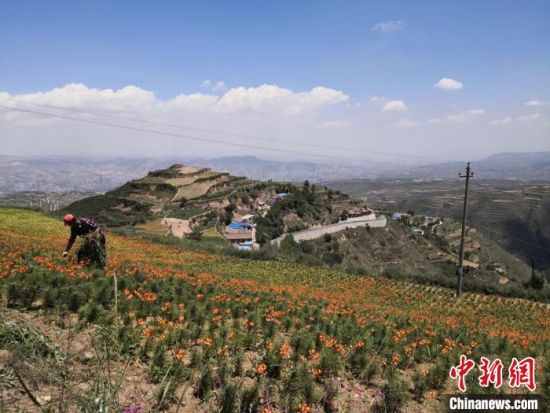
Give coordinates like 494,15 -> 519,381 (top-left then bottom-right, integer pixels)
6,101 -> 451,163
0,104 -> 356,162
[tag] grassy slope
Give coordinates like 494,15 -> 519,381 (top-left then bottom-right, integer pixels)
1,207 -> 549,411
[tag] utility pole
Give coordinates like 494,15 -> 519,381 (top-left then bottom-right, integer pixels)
457,162 -> 474,297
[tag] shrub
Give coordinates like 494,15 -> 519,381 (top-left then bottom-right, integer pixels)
194,365 -> 214,400
240,385 -> 259,413
412,370 -> 427,400
379,370 -> 406,413
219,382 -> 238,413
319,349 -> 341,376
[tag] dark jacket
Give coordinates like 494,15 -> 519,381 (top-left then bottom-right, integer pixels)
65,218 -> 99,252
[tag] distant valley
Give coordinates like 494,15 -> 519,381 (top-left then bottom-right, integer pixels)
2,151 -> 549,194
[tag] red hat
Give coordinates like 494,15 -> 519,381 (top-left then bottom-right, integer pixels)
63,214 -> 75,225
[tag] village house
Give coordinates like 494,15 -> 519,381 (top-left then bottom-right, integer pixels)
223,221 -> 255,248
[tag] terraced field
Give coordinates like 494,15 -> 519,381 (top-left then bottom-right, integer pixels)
326,179 -> 550,271
1,207 -> 548,412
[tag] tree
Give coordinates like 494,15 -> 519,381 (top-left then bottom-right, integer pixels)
280,235 -> 300,254
530,271 -> 545,290
188,226 -> 202,241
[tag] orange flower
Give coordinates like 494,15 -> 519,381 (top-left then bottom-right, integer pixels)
308,349 -> 320,361
335,343 -> 346,355
391,354 -> 401,365
242,320 -> 255,329
279,343 -> 291,359
354,339 -> 365,349
312,368 -> 323,377
298,403 -> 311,413
176,348 -> 185,361
256,363 -> 267,375
143,291 -> 157,302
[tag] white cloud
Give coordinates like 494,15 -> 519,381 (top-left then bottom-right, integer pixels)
212,84 -> 348,114
1,83 -> 349,116
489,113 -> 542,125
2,83 -> 547,161
429,108 -> 485,124
371,96 -> 407,112
320,120 -> 351,129
202,80 -> 227,92
0,83 -> 353,157
381,100 -> 407,112
465,109 -> 485,115
434,77 -> 463,90
12,83 -> 157,109
517,113 -> 541,123
392,118 -> 419,128
372,20 -> 404,33
489,117 -> 513,125
524,100 -> 549,107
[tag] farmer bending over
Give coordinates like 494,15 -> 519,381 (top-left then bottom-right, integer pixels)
62,214 -> 107,269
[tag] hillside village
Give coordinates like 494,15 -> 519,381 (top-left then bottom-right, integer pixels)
68,164 -> 375,248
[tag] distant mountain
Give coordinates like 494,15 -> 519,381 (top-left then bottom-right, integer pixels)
187,155 -> 374,182
1,151 -> 549,195
0,155 -> 178,194
0,154 -> 385,193
391,152 -> 550,180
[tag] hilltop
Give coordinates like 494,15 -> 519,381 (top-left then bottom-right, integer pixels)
65,163 -> 369,238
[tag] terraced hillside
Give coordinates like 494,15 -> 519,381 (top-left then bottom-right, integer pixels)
0,208 -> 549,412
266,216 -> 536,294
65,164 -> 370,242
326,179 -> 550,271
63,166 -> 543,296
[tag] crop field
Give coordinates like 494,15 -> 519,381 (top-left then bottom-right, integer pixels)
166,177 -> 201,187
0,207 -> 548,412
173,180 -> 223,202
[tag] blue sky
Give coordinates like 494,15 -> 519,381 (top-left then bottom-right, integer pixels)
1,1 -> 549,160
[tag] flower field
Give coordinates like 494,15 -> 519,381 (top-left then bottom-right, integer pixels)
0,207 -> 548,412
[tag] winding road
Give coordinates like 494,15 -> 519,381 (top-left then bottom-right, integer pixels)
270,214 -> 387,247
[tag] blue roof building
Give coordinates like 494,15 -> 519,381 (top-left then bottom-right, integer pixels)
227,222 -> 253,231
